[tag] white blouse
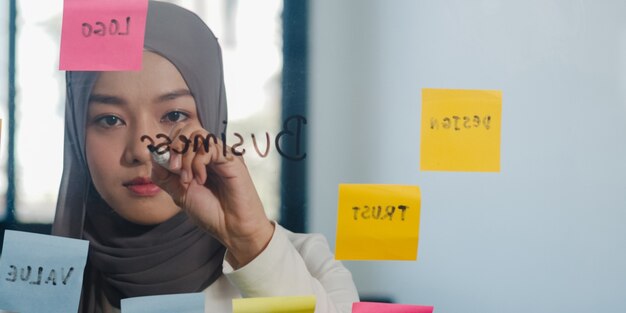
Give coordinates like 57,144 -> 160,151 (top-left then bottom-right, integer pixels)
103,223 -> 359,313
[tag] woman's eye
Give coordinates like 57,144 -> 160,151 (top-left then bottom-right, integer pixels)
96,115 -> 124,128
162,111 -> 189,123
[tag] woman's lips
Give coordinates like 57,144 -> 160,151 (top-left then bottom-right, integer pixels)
123,177 -> 161,196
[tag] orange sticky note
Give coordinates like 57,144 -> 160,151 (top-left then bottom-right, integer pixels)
353,302 -> 434,313
59,0 -> 149,71
335,184 -> 421,260
420,88 -> 502,172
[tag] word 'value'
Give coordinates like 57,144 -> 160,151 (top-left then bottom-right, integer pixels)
5,265 -> 74,286
430,115 -> 492,131
352,205 -> 409,221
82,17 -> 130,37
141,115 -> 306,161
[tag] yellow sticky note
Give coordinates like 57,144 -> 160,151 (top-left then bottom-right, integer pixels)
420,88 -> 502,172
233,295 -> 316,313
335,184 -> 421,260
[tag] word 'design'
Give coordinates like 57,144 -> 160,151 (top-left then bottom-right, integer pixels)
0,230 -> 88,313
335,184 -> 421,261
59,0 -> 148,70
122,292 -> 205,313
420,88 -> 502,172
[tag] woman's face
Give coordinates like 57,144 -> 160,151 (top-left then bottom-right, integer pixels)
86,51 -> 201,224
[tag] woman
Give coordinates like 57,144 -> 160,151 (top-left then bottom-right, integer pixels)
52,1 -> 358,312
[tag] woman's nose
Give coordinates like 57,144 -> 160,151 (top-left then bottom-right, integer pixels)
123,124 -> 158,166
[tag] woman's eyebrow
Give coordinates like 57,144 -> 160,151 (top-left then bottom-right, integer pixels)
89,93 -> 126,105
155,89 -> 194,103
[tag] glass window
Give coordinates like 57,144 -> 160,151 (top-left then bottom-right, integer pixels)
7,0 -> 282,222
13,0 -> 65,222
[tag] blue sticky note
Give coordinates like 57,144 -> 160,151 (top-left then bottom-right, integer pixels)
0,230 -> 89,313
121,292 -> 205,313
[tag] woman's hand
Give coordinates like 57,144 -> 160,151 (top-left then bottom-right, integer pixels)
150,123 -> 275,269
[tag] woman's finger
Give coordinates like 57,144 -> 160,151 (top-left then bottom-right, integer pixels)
150,157 -> 188,207
178,129 -> 212,184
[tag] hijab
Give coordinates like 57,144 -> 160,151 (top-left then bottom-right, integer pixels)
52,1 -> 228,311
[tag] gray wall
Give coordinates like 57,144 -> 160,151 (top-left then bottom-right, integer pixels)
309,1 -> 626,312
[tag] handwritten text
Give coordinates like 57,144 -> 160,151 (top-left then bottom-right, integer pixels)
141,115 -> 307,161
352,205 -> 408,221
429,115 -> 491,131
5,265 -> 74,286
82,17 -> 130,37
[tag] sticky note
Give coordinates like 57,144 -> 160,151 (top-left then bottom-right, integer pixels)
353,302 -> 434,313
59,0 -> 149,70
0,230 -> 89,313
335,184 -> 421,260
121,292 -> 204,313
420,88 -> 502,172
233,295 -> 316,313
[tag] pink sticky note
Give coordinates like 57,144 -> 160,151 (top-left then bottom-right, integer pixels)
352,302 -> 434,313
59,0 -> 149,71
